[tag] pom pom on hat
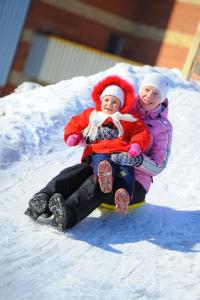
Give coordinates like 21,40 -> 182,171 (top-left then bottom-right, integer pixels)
100,85 -> 124,107
139,73 -> 170,103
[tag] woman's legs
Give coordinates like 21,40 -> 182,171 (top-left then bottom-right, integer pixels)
39,162 -> 93,198
25,163 -> 93,220
49,175 -> 107,229
50,179 -> 146,230
131,181 -> 146,204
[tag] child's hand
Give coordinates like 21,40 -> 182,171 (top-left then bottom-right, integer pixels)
127,143 -> 141,157
66,134 -> 81,146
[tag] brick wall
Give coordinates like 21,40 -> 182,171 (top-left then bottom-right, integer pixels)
2,0 -> 200,96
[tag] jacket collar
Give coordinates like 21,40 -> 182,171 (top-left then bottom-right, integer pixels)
135,96 -> 169,120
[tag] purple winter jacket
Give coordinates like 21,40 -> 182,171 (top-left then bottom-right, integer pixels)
134,97 -> 173,192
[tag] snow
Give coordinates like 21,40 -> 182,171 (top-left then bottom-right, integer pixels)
0,63 -> 200,300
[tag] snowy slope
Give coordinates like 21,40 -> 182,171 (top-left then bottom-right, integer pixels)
0,63 -> 200,300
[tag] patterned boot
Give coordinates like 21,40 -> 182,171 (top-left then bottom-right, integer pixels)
49,193 -> 74,231
25,193 -> 50,220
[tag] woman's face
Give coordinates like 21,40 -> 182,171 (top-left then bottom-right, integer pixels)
101,95 -> 121,115
139,86 -> 161,111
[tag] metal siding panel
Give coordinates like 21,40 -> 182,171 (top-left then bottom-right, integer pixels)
49,41 -> 61,81
45,39 -> 62,82
56,43 -> 70,80
25,35 -> 126,83
0,0 -> 31,86
57,46 -> 69,80
24,35 -> 49,79
49,41 -> 64,82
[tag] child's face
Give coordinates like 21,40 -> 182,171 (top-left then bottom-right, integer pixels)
139,86 -> 161,111
101,95 -> 121,115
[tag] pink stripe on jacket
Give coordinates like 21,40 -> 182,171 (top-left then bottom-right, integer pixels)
134,97 -> 173,192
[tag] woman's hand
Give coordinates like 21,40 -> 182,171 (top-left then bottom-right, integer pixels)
127,143 -> 141,157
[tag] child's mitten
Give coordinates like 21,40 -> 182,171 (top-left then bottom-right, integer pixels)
66,134 -> 81,146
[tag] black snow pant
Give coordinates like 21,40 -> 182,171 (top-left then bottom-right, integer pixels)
39,162 -> 146,228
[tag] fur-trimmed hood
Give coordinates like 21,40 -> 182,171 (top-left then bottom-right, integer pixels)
91,76 -> 136,114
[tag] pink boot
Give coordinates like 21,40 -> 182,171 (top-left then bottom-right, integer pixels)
98,160 -> 113,193
115,188 -> 130,214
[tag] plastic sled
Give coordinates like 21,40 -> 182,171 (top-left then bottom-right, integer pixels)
100,201 -> 145,212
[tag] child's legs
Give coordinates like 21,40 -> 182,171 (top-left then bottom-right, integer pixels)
90,153 -> 117,178
114,165 -> 135,198
90,153 -> 118,193
39,162 -> 93,198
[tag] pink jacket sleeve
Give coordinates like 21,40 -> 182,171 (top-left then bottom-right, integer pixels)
136,119 -> 173,176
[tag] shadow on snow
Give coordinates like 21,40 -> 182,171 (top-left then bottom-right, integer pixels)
69,203 -> 200,254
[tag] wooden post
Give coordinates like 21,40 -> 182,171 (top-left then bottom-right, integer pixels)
182,22 -> 200,80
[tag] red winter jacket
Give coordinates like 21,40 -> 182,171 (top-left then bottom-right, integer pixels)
64,107 -> 150,161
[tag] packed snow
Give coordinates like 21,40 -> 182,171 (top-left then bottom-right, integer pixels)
0,63 -> 200,300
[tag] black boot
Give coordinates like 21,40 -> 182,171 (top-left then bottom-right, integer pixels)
25,193 -> 50,221
49,193 -> 74,231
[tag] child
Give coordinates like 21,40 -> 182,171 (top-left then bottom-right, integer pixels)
63,75 -> 150,213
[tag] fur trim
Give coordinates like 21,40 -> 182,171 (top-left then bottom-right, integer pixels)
92,76 -> 136,114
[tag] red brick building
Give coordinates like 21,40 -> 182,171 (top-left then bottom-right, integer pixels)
0,0 -> 200,97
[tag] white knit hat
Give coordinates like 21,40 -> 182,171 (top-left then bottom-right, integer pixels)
139,73 -> 170,103
100,85 -> 124,107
